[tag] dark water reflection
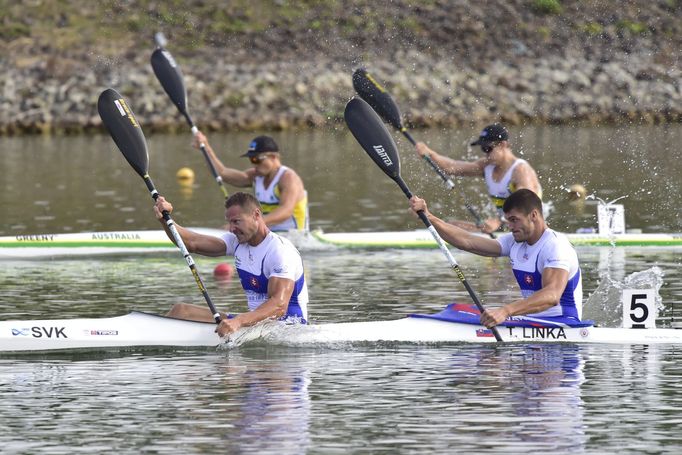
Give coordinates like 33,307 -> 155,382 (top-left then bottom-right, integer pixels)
2,343 -> 682,453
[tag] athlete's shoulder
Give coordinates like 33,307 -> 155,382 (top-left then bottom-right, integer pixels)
266,231 -> 298,252
279,165 -> 304,185
245,168 -> 258,180
543,229 -> 577,255
221,231 -> 239,245
546,228 -> 571,243
220,231 -> 239,254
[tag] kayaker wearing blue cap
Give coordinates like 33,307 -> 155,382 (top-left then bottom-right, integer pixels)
192,131 -> 309,232
415,123 -> 542,234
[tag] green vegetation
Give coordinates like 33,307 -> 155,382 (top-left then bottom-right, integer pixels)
0,0 -> 672,68
536,26 -> 552,40
531,0 -> 563,14
0,0 -> 323,54
617,20 -> 648,34
0,21 -> 30,40
578,22 -> 604,35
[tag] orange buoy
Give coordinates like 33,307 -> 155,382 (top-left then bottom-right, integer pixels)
213,262 -> 235,280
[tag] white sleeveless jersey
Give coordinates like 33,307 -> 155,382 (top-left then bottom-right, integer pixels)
484,159 -> 528,214
254,165 -> 309,232
497,228 -> 582,319
222,231 -> 308,321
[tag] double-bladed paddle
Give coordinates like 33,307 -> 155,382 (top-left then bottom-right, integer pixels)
344,97 -> 502,342
352,68 -> 455,188
151,37 -> 229,199
97,88 -> 222,324
352,68 -> 488,229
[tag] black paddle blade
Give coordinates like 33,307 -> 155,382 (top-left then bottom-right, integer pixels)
97,88 -> 149,177
151,47 -> 188,116
352,68 -> 404,131
344,97 -> 401,181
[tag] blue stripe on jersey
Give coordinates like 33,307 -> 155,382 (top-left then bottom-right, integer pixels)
235,251 -> 307,323
512,265 -> 581,319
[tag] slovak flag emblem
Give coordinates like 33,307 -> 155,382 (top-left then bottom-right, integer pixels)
524,274 -> 534,286
250,277 -> 259,288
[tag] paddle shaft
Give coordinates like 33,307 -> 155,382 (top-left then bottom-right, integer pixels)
143,174 -> 222,324
400,129 -> 456,191
151,46 -> 228,198
394,176 -> 503,342
405,130 -> 494,232
344,97 -> 500,341
183,114 -> 229,199
98,88 -> 222,325
354,69 -> 488,230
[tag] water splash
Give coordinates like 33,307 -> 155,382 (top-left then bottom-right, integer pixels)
543,199 -> 555,219
591,194 -> 628,206
287,230 -> 337,251
584,266 -> 664,327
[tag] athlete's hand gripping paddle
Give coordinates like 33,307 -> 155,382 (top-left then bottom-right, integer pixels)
97,88 -> 221,324
352,68 -> 490,231
151,34 -> 229,199
344,97 -> 502,342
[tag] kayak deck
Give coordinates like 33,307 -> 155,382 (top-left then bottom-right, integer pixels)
2,308 -> 682,353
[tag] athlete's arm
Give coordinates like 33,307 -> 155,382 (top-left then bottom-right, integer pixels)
480,218 -> 503,234
262,169 -> 304,227
217,276 -> 294,336
153,196 -> 227,256
409,196 -> 501,256
193,131 -> 253,187
480,267 -> 569,327
512,162 -> 542,195
415,142 -> 484,176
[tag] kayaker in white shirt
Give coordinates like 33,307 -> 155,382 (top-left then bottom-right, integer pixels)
409,189 -> 582,328
414,123 -> 542,234
154,192 -> 308,337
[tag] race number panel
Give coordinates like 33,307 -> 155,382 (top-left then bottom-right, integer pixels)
598,204 -> 625,235
622,289 -> 656,329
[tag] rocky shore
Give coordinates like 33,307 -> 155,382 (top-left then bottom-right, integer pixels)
1,0 -> 680,134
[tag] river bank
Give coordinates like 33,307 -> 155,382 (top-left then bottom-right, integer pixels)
1,0 -> 680,134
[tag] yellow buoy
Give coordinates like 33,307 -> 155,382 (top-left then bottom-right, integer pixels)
176,167 -> 195,182
568,183 -> 586,202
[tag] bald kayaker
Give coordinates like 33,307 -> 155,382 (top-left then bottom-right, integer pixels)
415,123 -> 542,234
193,131 -> 309,232
409,189 -> 582,328
154,191 -> 308,337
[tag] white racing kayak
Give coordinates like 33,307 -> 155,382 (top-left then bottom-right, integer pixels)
2,304 -> 681,353
1,227 -> 681,259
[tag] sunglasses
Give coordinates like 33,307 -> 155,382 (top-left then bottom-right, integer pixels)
481,144 -> 496,154
249,154 -> 268,164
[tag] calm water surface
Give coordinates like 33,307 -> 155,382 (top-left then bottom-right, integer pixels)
1,126 -> 682,453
